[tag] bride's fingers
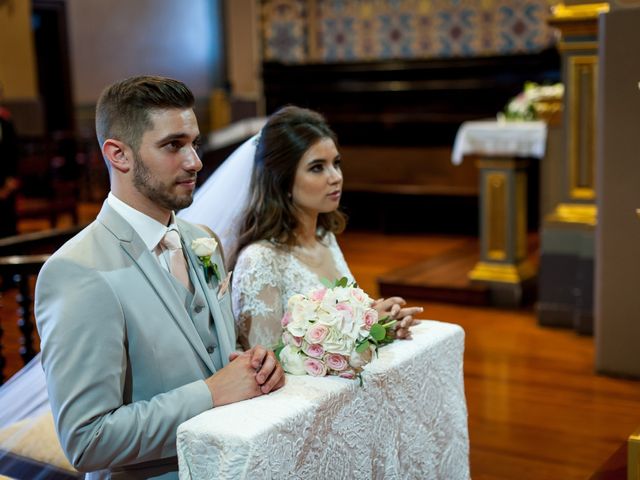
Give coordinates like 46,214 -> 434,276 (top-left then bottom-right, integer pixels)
386,296 -> 406,306
397,306 -> 423,319
395,327 -> 412,340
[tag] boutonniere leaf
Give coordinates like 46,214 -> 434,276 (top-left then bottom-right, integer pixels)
191,237 -> 220,284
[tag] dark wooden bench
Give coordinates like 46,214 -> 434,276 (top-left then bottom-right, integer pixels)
262,49 -> 559,232
0,226 -> 85,384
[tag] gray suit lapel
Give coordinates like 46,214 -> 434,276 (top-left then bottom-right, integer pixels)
97,203 -> 216,373
179,220 -> 236,365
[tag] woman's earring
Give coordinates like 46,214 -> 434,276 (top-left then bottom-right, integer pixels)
287,192 -> 292,199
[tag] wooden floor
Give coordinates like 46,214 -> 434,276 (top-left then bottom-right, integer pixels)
1,220 -> 639,479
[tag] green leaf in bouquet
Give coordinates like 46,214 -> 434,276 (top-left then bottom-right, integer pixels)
320,277 -> 333,288
370,323 -> 386,341
379,318 -> 397,329
337,276 -> 349,288
356,340 -> 370,353
273,338 -> 285,361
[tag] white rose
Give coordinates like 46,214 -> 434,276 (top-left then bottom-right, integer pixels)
321,327 -> 354,355
315,306 -> 340,327
348,344 -> 375,368
280,345 -> 306,375
287,294 -> 306,309
191,237 -> 218,257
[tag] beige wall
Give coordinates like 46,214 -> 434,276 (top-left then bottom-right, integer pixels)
0,1 -> 38,100
67,0 -> 224,104
225,0 -> 260,100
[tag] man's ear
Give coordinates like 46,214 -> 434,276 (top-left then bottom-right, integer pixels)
102,139 -> 132,173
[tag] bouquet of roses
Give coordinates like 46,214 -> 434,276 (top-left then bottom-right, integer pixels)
276,277 -> 396,381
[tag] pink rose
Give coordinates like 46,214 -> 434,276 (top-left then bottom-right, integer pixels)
339,369 -> 357,379
310,288 -> 327,302
305,323 -> 329,344
325,353 -> 348,371
350,288 -> 368,304
362,308 -> 378,330
282,331 -> 303,347
303,342 -> 325,358
336,303 -> 353,317
281,311 -> 292,327
303,358 -> 327,377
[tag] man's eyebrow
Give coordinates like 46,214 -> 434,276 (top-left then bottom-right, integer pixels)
155,132 -> 200,146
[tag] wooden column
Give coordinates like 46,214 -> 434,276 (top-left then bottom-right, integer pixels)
469,157 -> 536,307
537,2 -> 608,334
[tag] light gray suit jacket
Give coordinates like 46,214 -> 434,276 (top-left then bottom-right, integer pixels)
35,202 -> 236,479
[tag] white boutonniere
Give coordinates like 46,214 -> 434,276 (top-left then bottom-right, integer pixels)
191,237 -> 221,283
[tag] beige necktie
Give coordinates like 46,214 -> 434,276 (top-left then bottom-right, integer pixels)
161,229 -> 192,292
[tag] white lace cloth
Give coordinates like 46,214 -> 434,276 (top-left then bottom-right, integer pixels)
177,320 -> 469,480
232,233 -> 354,349
451,120 -> 547,164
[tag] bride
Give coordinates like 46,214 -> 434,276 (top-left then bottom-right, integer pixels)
181,105 -> 421,350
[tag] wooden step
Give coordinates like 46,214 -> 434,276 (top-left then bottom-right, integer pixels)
378,235 -> 539,306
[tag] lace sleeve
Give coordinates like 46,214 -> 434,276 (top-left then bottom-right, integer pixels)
232,243 -> 285,350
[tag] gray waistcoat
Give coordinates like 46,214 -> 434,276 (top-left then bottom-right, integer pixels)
164,269 -> 224,371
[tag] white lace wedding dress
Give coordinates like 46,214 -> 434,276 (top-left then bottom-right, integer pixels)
232,232 -> 354,349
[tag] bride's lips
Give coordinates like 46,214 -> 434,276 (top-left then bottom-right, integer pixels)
327,190 -> 342,200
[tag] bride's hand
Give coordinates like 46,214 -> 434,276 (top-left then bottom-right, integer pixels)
372,297 -> 423,340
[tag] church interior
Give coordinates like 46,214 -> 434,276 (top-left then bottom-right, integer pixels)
1,0 -> 639,478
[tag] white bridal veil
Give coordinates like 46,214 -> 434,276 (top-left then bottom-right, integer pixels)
179,118 -> 265,262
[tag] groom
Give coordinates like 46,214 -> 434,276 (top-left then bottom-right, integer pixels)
35,75 -> 284,479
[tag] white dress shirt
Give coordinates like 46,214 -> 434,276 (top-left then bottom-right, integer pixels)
107,192 -> 179,272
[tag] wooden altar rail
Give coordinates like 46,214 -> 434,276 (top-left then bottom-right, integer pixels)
0,226 -> 85,384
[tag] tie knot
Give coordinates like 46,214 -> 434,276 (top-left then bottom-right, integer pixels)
161,229 -> 182,251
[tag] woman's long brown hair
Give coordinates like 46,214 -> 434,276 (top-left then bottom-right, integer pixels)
230,106 -> 347,267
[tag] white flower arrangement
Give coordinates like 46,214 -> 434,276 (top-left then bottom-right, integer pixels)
498,82 -> 564,122
277,277 -> 397,383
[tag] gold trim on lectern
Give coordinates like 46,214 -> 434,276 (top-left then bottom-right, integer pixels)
546,203 -> 597,226
487,172 -> 507,261
629,426 -> 640,480
469,261 -> 536,284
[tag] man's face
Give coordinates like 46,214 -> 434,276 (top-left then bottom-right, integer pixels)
132,108 -> 202,212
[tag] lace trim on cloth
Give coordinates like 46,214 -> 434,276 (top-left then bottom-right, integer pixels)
231,233 -> 353,348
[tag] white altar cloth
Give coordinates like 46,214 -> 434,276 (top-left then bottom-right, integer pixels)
177,320 -> 469,480
452,120 -> 547,165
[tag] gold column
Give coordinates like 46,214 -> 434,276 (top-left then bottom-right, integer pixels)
546,2 -> 609,226
469,157 -> 535,289
538,2 -> 608,332
630,426 -> 640,480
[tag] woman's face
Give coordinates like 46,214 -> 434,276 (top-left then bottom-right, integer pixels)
291,137 -> 343,218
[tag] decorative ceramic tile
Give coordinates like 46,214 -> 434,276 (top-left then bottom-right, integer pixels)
262,0 -> 307,62
261,0 -> 561,63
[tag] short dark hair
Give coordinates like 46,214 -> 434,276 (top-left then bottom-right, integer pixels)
95,75 -> 195,152
233,105 -> 347,265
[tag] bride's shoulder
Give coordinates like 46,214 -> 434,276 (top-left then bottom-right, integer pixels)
236,240 -> 282,266
322,230 -> 341,250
